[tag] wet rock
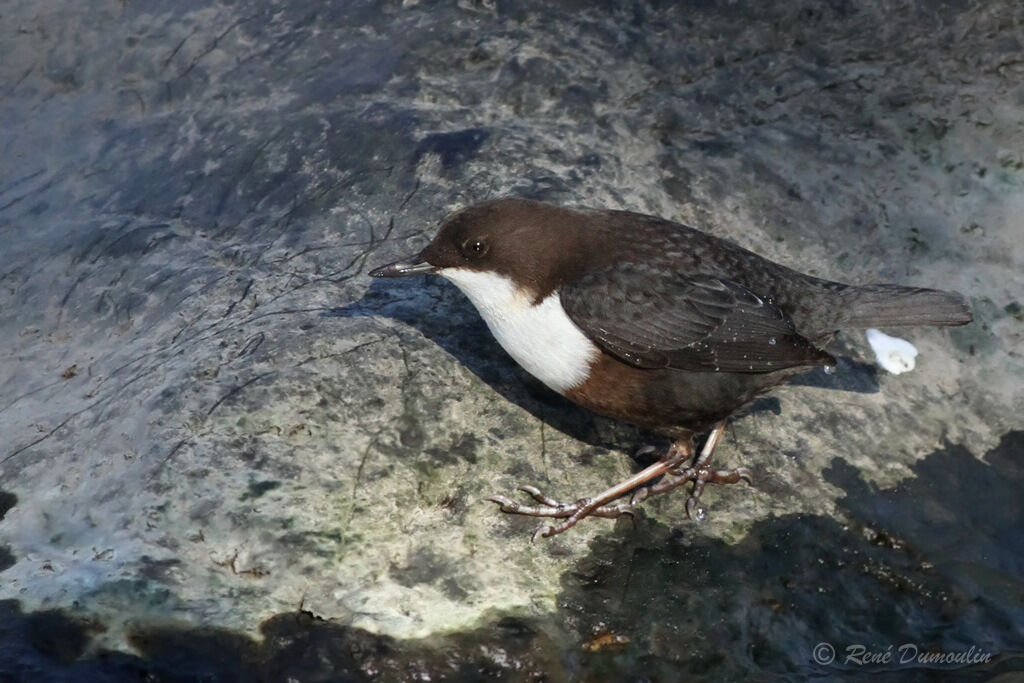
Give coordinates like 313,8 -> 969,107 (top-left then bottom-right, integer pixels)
1,0 -> 1022,678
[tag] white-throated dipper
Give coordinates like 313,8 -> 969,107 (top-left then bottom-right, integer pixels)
369,198 -> 972,539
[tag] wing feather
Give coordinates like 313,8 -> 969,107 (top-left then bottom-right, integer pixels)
560,262 -> 833,373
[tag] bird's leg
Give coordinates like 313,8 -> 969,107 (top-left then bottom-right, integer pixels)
488,440 -> 694,541
629,422 -> 752,521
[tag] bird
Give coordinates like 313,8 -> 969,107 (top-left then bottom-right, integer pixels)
369,198 -> 972,539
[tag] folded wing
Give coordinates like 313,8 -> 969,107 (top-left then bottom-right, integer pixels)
560,262 -> 834,373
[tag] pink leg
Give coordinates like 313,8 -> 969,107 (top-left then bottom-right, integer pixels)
489,439 -> 694,541
489,422 -> 753,538
630,422 -> 751,520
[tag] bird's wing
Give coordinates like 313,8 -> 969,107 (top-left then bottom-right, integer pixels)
560,262 -> 834,373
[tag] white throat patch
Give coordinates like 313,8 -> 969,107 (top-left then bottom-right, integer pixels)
439,268 -> 599,394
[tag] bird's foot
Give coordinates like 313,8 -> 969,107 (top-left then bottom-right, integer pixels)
630,463 -> 753,522
485,489 -> 630,540
488,485 -> 636,541
488,421 -> 751,539
488,485 -> 636,519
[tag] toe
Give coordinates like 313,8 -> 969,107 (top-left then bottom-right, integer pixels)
487,495 -> 518,512
685,496 -> 707,522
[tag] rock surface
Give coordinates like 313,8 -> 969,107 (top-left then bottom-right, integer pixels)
1,0 -> 1023,678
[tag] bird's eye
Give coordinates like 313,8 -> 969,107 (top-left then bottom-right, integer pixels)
464,239 -> 488,258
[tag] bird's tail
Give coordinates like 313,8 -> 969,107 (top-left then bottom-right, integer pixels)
838,284 -> 972,328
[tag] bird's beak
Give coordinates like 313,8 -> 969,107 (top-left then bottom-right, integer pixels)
368,253 -> 438,278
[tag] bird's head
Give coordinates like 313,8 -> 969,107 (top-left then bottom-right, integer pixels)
369,198 -> 582,301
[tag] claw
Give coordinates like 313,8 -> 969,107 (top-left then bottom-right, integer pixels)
617,505 -> 637,519
517,485 -> 571,508
531,526 -> 553,543
685,496 -> 707,522
634,443 -> 658,458
737,467 -> 753,485
487,494 -> 518,512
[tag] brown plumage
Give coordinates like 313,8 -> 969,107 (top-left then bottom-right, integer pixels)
370,198 -> 972,538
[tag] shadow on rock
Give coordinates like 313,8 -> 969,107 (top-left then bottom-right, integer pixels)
327,278 -> 650,453
788,355 -> 879,393
0,599 -> 566,682
826,430 -> 1024,625
557,430 -> 1024,680
0,489 -> 16,573
1,434 -> 1022,680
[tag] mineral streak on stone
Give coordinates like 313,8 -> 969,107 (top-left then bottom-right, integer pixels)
0,0 -> 1022,668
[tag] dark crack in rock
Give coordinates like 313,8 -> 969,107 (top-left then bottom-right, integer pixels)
0,491 -> 16,522
0,547 -> 15,574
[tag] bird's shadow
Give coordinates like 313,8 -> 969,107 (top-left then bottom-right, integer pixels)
328,278 -> 639,452
327,278 -> 879,453
789,354 -> 879,393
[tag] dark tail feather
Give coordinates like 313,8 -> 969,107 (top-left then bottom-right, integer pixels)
840,285 -> 973,328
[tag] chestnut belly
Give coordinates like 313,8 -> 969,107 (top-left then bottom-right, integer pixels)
564,352 -> 799,438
